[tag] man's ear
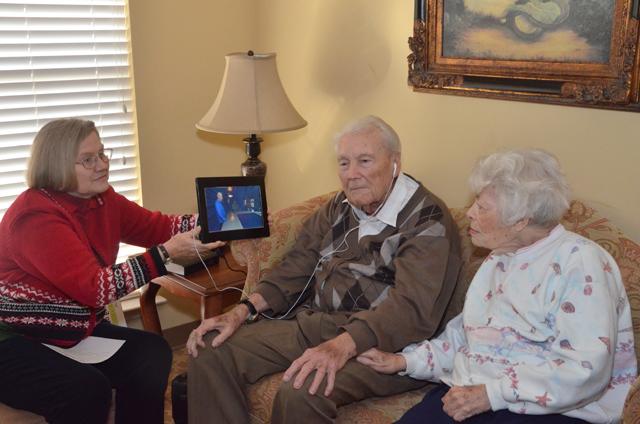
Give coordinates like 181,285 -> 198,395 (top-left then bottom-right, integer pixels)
393,156 -> 401,177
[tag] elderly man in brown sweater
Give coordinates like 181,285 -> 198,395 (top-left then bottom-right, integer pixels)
187,115 -> 462,424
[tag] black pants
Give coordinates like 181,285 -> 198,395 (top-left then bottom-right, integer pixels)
0,321 -> 172,424
397,384 -> 588,424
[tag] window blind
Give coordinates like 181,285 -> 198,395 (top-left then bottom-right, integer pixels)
0,0 -> 143,260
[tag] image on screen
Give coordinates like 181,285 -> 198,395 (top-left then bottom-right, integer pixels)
204,185 -> 264,234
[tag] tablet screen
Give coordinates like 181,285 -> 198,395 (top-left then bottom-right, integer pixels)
195,176 -> 270,242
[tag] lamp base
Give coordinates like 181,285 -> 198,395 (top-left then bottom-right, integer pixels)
241,134 -> 267,177
241,158 -> 267,176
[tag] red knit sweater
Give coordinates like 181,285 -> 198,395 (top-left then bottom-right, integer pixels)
0,186 -> 196,346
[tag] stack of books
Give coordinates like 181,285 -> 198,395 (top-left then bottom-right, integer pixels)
165,249 -> 222,276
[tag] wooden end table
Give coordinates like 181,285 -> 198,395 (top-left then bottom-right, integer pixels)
139,247 -> 247,335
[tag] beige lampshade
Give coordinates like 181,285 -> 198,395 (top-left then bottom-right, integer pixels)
196,52 -> 307,134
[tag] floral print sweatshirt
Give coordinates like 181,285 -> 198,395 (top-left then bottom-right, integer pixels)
400,225 -> 636,423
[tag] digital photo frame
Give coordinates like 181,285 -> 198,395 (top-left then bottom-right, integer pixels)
195,176 -> 269,242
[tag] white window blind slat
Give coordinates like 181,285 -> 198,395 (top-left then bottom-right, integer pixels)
0,94 -> 132,114
0,0 -> 142,263
0,29 -> 127,43
0,182 -> 27,197
0,117 -> 135,139
0,17 -> 126,31
108,164 -> 138,177
0,55 -> 129,72
0,104 -> 134,127
0,169 -> 29,183
0,78 -> 131,97
0,1 -> 123,6
0,3 -> 126,17
0,67 -> 129,84
0,43 -> 129,58
0,144 -> 31,157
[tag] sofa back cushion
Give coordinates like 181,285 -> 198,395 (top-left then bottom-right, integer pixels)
559,201 -> 640,363
233,195 -> 640,365
231,192 -> 336,288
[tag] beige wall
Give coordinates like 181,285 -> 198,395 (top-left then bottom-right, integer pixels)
128,0 -> 640,328
131,0 -> 640,244
129,0 -> 258,216
129,0 -> 259,324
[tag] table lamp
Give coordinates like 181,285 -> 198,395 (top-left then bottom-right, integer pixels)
196,51 -> 307,176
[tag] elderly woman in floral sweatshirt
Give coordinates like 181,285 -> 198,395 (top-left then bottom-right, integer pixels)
358,149 -> 636,424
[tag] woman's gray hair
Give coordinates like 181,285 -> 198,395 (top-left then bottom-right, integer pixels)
27,118 -> 98,191
469,149 -> 571,227
333,115 -> 401,155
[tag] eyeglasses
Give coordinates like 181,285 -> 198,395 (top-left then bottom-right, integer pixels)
75,149 -> 113,170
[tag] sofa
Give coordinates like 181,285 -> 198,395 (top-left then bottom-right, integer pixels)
231,192 -> 640,424
3,194 -> 638,423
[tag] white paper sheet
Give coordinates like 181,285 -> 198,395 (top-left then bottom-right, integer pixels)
43,336 -> 126,364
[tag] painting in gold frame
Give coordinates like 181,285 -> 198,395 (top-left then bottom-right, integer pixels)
408,0 -> 640,111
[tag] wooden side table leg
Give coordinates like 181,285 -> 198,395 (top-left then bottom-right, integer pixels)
202,295 -> 225,320
140,282 -> 163,335
201,291 -> 242,320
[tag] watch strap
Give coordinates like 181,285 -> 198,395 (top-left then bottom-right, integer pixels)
157,244 -> 171,263
148,246 -> 168,275
239,299 -> 258,322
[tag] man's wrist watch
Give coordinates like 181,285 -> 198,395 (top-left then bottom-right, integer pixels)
239,299 -> 259,322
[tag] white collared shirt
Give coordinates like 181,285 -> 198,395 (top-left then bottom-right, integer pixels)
346,173 -> 419,240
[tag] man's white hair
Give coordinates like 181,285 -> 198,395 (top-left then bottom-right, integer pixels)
469,148 -> 571,227
333,115 -> 401,155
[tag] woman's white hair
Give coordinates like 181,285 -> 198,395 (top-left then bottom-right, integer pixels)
333,115 -> 401,155
469,149 -> 571,227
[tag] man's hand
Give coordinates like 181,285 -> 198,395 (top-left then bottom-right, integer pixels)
356,348 -> 406,374
442,385 -> 491,422
282,332 -> 357,397
186,305 -> 247,358
186,293 -> 268,358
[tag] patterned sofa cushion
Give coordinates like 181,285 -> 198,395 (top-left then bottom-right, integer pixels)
231,198 -> 640,423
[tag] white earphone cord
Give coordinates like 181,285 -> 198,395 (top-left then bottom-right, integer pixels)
262,164 -> 398,320
180,164 -> 399,320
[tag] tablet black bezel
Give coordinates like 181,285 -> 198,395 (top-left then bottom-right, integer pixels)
195,176 -> 270,242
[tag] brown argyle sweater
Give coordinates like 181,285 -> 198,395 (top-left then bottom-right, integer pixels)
254,177 -> 462,354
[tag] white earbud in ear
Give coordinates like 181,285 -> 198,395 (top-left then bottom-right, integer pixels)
392,162 -> 398,177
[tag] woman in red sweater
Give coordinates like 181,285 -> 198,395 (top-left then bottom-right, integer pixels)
0,118 -> 223,423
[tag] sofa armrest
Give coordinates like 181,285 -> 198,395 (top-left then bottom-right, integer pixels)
624,375 -> 640,424
230,238 -> 262,297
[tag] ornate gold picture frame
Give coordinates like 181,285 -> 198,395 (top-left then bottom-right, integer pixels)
408,0 -> 640,111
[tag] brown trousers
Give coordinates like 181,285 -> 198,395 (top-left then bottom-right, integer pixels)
188,311 -> 427,424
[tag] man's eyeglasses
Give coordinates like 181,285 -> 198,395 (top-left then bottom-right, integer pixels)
75,149 -> 113,170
